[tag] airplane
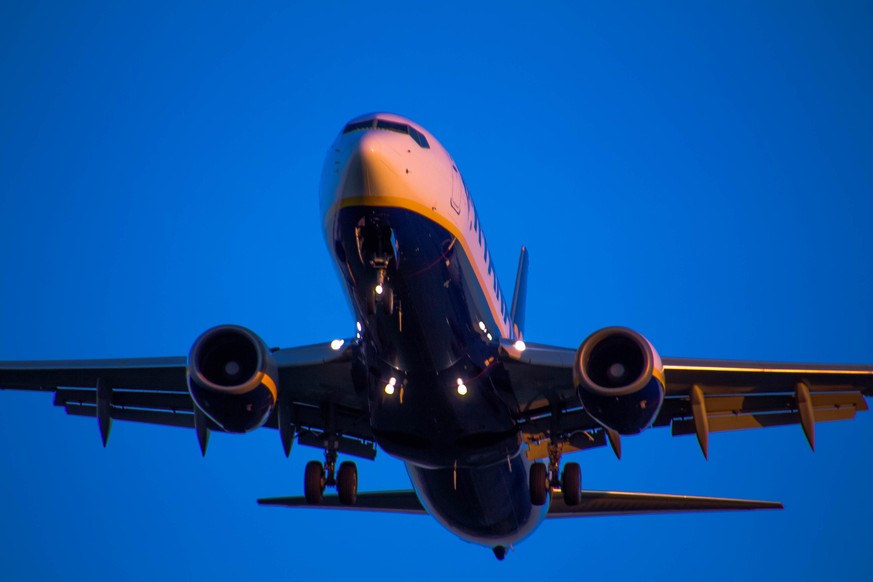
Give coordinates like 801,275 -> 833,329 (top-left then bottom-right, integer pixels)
2,112 -> 872,561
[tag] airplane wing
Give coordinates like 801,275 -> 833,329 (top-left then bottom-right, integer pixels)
257,488 -> 781,516
0,339 -> 374,458
498,339 -> 873,457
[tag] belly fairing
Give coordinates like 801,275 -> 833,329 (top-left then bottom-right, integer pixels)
407,453 -> 546,546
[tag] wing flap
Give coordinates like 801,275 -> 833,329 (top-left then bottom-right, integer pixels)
672,407 -> 856,436
548,490 -> 782,518
54,388 -> 194,411
66,403 -> 197,429
257,490 -> 427,515
681,391 -> 868,416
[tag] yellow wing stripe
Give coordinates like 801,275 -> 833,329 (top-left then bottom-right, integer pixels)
665,365 -> 873,375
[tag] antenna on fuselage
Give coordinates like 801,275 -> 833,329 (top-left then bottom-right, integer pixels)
510,246 -> 529,340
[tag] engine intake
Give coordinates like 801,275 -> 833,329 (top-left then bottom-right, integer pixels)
187,325 -> 278,433
574,327 -> 665,435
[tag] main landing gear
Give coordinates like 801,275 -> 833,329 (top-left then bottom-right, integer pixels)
529,441 -> 582,506
304,447 -> 358,506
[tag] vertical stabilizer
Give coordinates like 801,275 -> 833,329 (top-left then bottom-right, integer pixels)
510,246 -> 529,340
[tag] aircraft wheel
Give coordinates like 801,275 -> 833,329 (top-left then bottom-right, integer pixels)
562,462 -> 581,506
529,462 -> 548,506
304,460 -> 325,505
382,287 -> 394,315
337,461 -> 358,506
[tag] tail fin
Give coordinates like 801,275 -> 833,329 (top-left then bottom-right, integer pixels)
510,246 -> 529,340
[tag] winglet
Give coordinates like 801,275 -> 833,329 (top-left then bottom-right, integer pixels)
510,246 -> 529,340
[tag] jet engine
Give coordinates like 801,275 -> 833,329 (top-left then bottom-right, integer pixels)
574,327 -> 665,435
187,325 -> 278,433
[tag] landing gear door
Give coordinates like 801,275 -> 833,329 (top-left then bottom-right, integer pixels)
450,165 -> 462,215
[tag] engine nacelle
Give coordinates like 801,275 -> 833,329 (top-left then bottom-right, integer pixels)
573,327 -> 665,435
187,325 -> 278,433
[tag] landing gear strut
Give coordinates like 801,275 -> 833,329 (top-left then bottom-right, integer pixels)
367,268 -> 394,315
358,222 -> 397,317
304,404 -> 358,506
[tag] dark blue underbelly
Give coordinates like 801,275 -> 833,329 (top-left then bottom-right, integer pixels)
331,206 -> 519,468
331,205 -> 544,544
407,453 -> 545,546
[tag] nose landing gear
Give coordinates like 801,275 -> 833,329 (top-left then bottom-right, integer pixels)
357,223 -> 397,317
367,271 -> 394,316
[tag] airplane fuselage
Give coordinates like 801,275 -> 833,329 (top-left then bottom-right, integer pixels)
319,114 -> 545,547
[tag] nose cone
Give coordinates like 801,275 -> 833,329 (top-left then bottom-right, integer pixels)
336,130 -> 405,201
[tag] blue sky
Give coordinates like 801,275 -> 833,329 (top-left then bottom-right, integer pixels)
1,2 -> 872,580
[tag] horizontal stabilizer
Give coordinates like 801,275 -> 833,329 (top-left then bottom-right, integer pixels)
548,490 -> 782,518
259,488 -> 781,518
257,490 -> 426,515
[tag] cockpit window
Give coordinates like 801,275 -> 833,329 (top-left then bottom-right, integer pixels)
343,119 -> 375,133
375,120 -> 431,149
408,126 -> 430,149
376,119 -> 408,134
344,118 -> 430,148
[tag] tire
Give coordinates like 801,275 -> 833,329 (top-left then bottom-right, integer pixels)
382,287 -> 394,315
304,460 -> 324,505
529,462 -> 548,506
562,462 -> 581,506
337,461 -> 358,506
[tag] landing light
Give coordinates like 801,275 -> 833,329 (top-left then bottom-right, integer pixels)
514,340 -> 526,352
384,377 -> 397,395
456,378 -> 468,396
356,321 -> 362,332
375,284 -> 384,295
478,321 -> 486,331
486,333 -> 493,341
330,339 -> 344,351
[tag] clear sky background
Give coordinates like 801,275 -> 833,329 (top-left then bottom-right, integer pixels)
1,2 -> 872,580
